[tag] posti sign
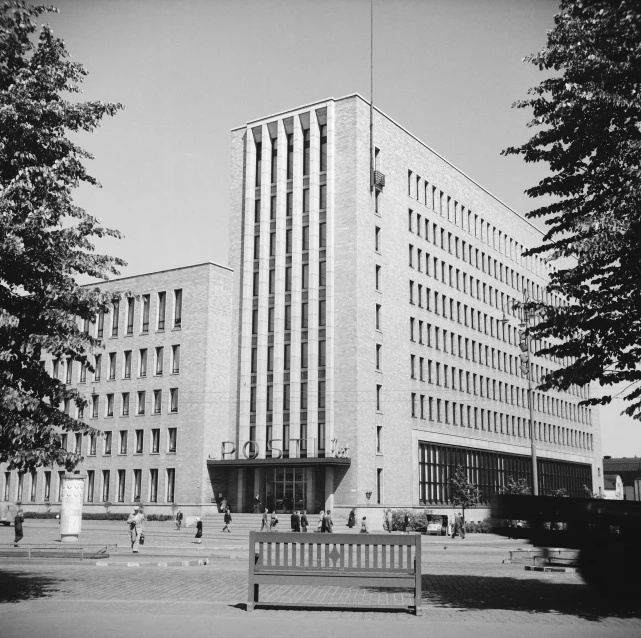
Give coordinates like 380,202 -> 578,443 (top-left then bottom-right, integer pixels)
220,438 -> 350,460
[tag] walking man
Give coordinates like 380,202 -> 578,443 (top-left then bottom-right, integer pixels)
222,507 -> 232,533
127,506 -> 144,553
323,509 -> 334,533
291,510 -> 301,532
13,509 -> 24,546
451,512 -> 466,539
175,510 -> 183,530
300,510 -> 308,532
260,509 -> 269,531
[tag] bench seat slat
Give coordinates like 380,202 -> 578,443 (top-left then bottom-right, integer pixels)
254,574 -> 416,588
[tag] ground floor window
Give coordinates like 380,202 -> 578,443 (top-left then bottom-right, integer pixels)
418,441 -> 592,504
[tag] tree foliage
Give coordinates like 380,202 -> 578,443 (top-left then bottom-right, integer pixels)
503,0 -> 641,419
450,465 -> 482,522
0,1 -> 124,471
498,475 -> 532,496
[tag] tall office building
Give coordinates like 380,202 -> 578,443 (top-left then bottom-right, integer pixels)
210,94 -> 603,518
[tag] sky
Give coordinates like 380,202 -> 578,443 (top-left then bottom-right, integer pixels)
43,0 -> 639,458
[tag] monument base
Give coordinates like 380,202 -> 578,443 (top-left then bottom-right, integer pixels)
60,535 -> 79,543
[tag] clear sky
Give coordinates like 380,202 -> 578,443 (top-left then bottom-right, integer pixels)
44,0 -> 639,458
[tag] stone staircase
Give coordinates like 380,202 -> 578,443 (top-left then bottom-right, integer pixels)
201,512 -> 355,535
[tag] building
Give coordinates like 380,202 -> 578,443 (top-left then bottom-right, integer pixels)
603,457 -> 641,501
1,262 -> 233,515
208,94 -> 603,522
603,474 -> 624,500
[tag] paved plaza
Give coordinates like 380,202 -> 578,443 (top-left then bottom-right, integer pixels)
0,521 -> 640,636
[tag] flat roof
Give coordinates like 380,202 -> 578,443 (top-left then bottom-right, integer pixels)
207,457 -> 351,469
83,260 -> 233,287
232,92 -> 542,236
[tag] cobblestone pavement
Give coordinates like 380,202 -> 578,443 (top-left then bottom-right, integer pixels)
0,559 -> 640,629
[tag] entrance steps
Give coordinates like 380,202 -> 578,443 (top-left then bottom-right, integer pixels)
200,512 -> 357,534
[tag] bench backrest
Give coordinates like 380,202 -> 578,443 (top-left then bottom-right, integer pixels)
250,532 -> 421,574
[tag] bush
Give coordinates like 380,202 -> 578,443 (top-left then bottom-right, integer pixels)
463,517 -> 493,534
22,511 -> 59,519
389,509 -> 429,533
21,512 -> 173,521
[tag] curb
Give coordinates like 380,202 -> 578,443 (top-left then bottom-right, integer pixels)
96,558 -> 209,568
524,565 -> 578,573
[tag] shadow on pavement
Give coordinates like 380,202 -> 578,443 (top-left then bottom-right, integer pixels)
421,574 -> 641,621
0,569 -> 62,603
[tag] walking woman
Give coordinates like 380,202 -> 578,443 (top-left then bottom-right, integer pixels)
222,507 -> 232,533
195,517 -> 203,544
347,508 -> 356,528
317,510 -> 325,532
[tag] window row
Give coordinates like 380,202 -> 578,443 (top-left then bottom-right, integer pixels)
252,262 -> 327,295
60,427 -> 178,457
410,395 -> 594,450
251,341 -> 326,374
68,389 -> 179,419
1,467 -> 177,504
251,301 -> 327,334
249,381 -> 326,412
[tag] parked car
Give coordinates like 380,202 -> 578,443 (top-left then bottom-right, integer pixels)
425,514 -> 448,536
0,502 -> 18,526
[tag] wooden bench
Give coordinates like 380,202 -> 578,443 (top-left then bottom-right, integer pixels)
247,531 -> 422,615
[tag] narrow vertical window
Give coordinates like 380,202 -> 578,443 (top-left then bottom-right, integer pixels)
120,430 -> 128,455
155,346 -> 163,375
97,311 -> 105,338
376,344 -> 382,370
170,388 -> 179,413
106,393 -> 114,417
171,345 -> 180,373
320,124 -> 327,171
126,297 -> 134,334
303,129 -> 310,176
86,471 -> 94,503
319,299 -> 326,326
375,303 -> 381,330
154,389 -> 162,414
139,349 -> 147,377
141,295 -> 150,333
166,468 -> 175,502
286,134 -> 294,179
318,380 -> 326,409
319,340 -> 326,367
255,141 -> 262,187
66,358 -> 73,384
174,289 -> 182,328
135,429 -> 144,454
102,470 -> 110,502
137,391 -> 146,415
109,353 -> 116,380
151,429 -> 160,454
111,300 -> 119,337
319,184 -> 327,210
157,292 -> 166,330
122,392 -> 130,416
301,342 -> 308,368
149,469 -> 158,503
271,137 -> 277,183
319,261 -> 326,287
375,226 -> 381,251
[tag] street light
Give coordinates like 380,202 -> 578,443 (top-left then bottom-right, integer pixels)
501,292 -> 539,496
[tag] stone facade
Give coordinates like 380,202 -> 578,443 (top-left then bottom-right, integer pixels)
0,262 -> 233,516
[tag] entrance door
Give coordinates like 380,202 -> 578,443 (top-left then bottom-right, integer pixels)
271,468 -> 307,513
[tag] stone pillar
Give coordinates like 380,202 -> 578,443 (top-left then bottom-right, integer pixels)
60,473 -> 85,543
324,466 -> 334,512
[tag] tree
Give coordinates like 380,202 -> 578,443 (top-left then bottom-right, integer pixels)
503,0 -> 641,419
583,485 -> 605,499
498,475 -> 532,495
549,487 -> 569,498
450,465 -> 482,524
0,1 -> 124,472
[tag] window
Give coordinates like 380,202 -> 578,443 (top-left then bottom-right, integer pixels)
94,354 -> 102,382
111,300 -> 119,337
319,300 -> 326,326
284,343 -> 291,370
170,388 -> 179,413
319,340 -> 326,367
29,471 -> 37,502
300,382 -> 308,410
133,470 -> 142,503
375,265 -> 381,290
109,353 -> 116,380
302,263 -> 309,289
174,289 -> 182,328
104,431 -> 112,455
123,351 -> 132,379
256,141 -> 262,186
375,226 -> 381,252
287,134 -> 294,178
271,136 -> 277,183
57,471 -> 64,501
375,304 -> 381,330
166,469 -> 175,502
301,303 -> 308,329
102,470 -> 110,502
319,222 -> 326,247
320,124 -> 327,171
141,295 -> 150,333
119,431 -> 128,455
66,358 -> 73,384
135,429 -> 143,454
44,471 -> 51,501
155,346 -> 164,375
157,291 -> 166,330
411,393 -> 417,417
285,267 -> 292,292
376,384 -> 382,412
376,426 -> 382,453
303,129 -> 310,176
89,433 -> 97,456
91,395 -> 99,418
80,361 -> 87,383
149,469 -> 158,503
137,391 -> 146,415
126,297 -> 134,334
377,468 -> 382,504
376,344 -> 382,370
168,428 -> 177,453
97,311 -> 105,338
253,271 -> 260,296
154,390 -> 162,414
151,429 -> 160,454
286,229 -> 293,253
121,392 -> 129,416
301,342 -> 308,368
3,472 -> 10,501
286,191 -> 293,216
106,393 -> 114,417
86,470 -> 94,503
117,470 -> 126,502
139,349 -> 147,377
318,380 -> 326,409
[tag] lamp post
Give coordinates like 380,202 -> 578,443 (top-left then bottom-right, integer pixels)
502,292 -> 539,496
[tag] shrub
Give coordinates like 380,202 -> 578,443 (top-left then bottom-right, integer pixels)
21,511 -> 174,521
22,511 -> 59,519
389,509 -> 429,533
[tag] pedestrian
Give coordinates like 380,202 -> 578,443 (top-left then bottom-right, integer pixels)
317,510 -> 325,532
347,508 -> 356,528
253,493 -> 260,513
323,509 -> 334,533
126,506 -> 144,553
359,516 -> 369,534
451,512 -> 466,539
266,492 -> 274,513
270,510 -> 279,530
291,510 -> 300,532
222,507 -> 232,533
195,517 -> 203,544
403,512 -> 410,534
385,508 -> 393,533
260,509 -> 269,531
13,509 -> 24,546
300,510 -> 308,532
175,510 -> 183,531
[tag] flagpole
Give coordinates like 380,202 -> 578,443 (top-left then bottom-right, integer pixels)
370,0 -> 374,193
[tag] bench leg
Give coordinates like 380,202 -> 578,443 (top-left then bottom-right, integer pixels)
247,584 -> 259,611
